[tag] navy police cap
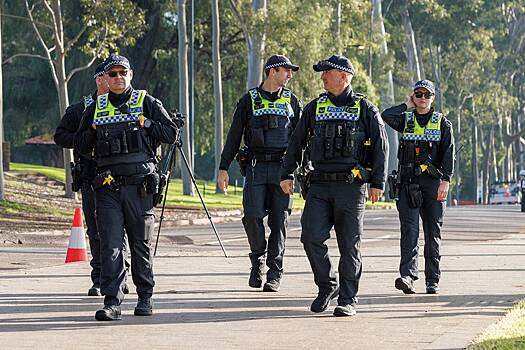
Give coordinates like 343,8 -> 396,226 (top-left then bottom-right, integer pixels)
413,79 -> 435,94
104,54 -> 131,72
264,55 -> 299,71
93,61 -> 106,79
313,54 -> 355,75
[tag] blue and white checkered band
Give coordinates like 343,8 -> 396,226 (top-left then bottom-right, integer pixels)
402,133 -> 441,141
98,94 -> 108,109
415,81 -> 434,93
129,90 -> 141,105
94,113 -> 141,126
83,95 -> 94,108
265,62 -> 288,70
249,89 -> 258,100
104,60 -> 129,71
315,109 -> 360,121
431,112 -> 440,123
323,60 -> 353,74
282,89 -> 291,98
253,106 -> 289,117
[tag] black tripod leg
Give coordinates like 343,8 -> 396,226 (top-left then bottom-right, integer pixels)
178,146 -> 228,258
154,144 -> 176,256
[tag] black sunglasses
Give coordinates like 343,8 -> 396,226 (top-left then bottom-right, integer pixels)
107,70 -> 129,78
414,91 -> 434,99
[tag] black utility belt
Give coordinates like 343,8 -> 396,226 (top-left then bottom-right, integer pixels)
249,153 -> 284,162
310,171 -> 355,183
92,170 -> 145,190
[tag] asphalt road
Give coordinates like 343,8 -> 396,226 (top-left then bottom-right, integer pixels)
1,204 -> 525,349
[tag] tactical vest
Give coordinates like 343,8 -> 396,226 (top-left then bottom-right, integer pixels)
246,88 -> 294,151
398,111 -> 442,165
93,90 -> 153,167
309,94 -> 365,165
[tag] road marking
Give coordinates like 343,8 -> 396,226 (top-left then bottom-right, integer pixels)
363,234 -> 395,242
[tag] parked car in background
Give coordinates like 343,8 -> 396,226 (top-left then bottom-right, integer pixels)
489,182 -> 521,204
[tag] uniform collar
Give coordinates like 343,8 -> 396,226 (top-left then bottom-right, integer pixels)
327,85 -> 354,106
258,83 -> 283,101
109,86 -> 133,107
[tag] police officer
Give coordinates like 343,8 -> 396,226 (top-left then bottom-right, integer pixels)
54,62 -> 109,296
217,55 -> 302,292
520,170 -> 525,213
381,80 -> 454,295
75,54 -> 178,321
280,55 -> 388,317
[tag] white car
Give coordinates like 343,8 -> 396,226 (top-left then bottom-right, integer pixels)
489,182 -> 521,204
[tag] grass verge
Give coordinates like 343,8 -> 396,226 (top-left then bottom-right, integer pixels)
9,162 -> 394,210
468,300 -> 525,349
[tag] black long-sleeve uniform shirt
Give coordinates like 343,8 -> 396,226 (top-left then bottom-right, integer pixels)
219,85 -> 302,171
281,86 -> 389,190
54,93 -> 97,179
74,87 -> 178,171
381,103 -> 454,182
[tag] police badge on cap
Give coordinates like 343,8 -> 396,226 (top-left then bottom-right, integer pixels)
413,80 -> 435,94
104,54 -> 131,72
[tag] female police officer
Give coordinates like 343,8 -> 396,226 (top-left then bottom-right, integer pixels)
382,80 -> 454,295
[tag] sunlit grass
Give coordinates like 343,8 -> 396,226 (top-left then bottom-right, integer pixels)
468,300 -> 525,350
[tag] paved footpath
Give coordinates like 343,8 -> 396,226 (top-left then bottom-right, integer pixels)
1,205 -> 525,349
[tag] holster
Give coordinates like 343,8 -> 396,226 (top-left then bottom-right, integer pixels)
297,168 -> 311,199
387,170 -> 399,200
236,146 -> 250,176
153,172 -> 168,207
70,162 -> 82,192
426,162 -> 443,179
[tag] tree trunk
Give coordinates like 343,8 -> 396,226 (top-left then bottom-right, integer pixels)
0,0 -> 4,201
246,0 -> 266,89
335,0 -> 342,53
211,0 -> 224,193
471,104 -> 479,202
51,0 -> 75,199
372,0 -> 398,180
178,0 -> 194,196
402,6 -> 421,82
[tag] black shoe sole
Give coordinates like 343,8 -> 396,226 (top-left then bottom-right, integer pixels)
134,309 -> 153,316
95,311 -> 122,321
311,286 -> 340,313
88,288 -> 101,297
262,283 -> 279,292
333,306 -> 357,317
395,278 -> 416,294
426,288 -> 439,294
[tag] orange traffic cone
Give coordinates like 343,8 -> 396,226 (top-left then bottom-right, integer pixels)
65,208 -> 89,263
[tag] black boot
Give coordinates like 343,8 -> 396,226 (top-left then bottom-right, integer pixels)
395,276 -> 416,294
310,286 -> 339,313
249,261 -> 264,288
263,270 -> 282,292
134,296 -> 153,316
95,305 -> 122,321
88,284 -> 101,296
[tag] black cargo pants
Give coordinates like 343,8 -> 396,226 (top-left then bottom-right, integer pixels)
242,162 -> 290,280
396,174 -> 444,284
95,183 -> 155,306
301,181 -> 366,305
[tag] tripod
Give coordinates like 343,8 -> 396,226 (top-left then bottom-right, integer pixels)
153,135 -> 228,258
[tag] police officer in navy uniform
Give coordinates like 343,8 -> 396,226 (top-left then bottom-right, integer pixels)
281,55 -> 388,317
217,55 -> 302,292
75,54 -> 178,321
54,62 -> 109,296
381,80 -> 454,295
